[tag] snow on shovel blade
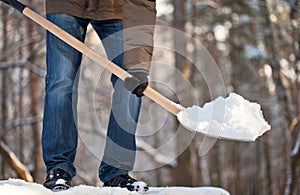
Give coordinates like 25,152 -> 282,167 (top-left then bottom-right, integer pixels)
177,93 -> 271,141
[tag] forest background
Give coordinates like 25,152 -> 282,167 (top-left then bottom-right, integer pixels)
0,0 -> 299,195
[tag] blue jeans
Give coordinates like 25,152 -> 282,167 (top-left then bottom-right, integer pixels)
42,14 -> 141,183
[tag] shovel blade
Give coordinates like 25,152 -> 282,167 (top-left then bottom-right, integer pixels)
177,93 -> 271,142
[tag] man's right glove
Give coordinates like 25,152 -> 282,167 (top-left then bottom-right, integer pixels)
124,69 -> 149,97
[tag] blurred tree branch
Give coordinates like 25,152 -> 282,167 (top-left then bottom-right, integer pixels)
0,60 -> 45,77
0,141 -> 33,182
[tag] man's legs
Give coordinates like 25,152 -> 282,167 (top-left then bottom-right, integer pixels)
90,20 -> 142,183
42,14 -> 88,178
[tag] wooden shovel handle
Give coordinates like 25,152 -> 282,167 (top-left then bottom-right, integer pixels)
21,7 -> 182,115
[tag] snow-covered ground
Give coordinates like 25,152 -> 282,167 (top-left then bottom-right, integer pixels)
0,179 -> 230,195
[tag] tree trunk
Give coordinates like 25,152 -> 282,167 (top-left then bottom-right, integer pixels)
26,0 -> 42,181
1,4 -> 10,180
233,143 -> 241,195
171,0 -> 194,186
285,0 -> 300,193
256,139 -> 264,195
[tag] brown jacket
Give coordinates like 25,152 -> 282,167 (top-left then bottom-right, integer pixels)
46,0 -> 156,71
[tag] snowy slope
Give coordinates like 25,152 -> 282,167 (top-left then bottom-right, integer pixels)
0,179 -> 230,195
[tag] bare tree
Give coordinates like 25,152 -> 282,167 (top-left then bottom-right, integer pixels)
171,0 -> 195,186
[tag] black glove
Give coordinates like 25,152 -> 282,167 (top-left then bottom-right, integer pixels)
124,69 -> 149,97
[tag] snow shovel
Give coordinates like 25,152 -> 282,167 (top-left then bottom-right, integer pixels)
0,0 -> 271,142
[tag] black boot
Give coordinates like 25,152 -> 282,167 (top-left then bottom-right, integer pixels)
104,174 -> 149,192
43,168 -> 72,192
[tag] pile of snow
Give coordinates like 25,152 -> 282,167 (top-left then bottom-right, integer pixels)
0,179 -> 230,195
178,93 -> 271,141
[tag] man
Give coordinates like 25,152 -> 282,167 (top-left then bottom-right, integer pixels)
42,0 -> 156,192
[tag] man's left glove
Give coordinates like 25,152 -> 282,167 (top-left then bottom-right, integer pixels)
124,69 -> 149,97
